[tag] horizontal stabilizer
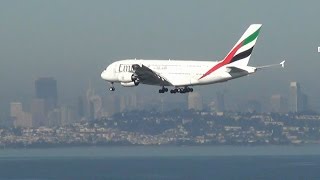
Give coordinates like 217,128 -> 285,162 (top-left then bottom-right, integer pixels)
280,60 -> 285,68
256,60 -> 286,70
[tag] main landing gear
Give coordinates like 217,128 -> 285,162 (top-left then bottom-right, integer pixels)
170,87 -> 193,94
159,86 -> 193,94
159,86 -> 169,93
109,82 -> 115,91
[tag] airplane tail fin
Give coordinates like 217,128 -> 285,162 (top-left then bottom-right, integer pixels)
222,24 -> 262,66
199,24 -> 262,80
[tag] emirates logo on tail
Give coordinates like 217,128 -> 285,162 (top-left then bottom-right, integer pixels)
199,24 -> 261,79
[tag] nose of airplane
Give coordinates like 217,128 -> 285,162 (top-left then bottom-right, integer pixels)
101,64 -> 117,82
101,70 -> 108,80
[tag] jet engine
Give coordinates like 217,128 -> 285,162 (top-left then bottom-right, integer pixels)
118,72 -> 136,82
120,82 -> 139,87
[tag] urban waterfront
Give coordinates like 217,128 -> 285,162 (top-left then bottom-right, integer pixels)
1,146 -> 320,179
2,110 -> 320,148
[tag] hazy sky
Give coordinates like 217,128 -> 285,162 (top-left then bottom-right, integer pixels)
0,1 -> 319,110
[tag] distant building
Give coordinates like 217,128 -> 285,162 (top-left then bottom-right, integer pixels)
103,94 -> 119,117
86,86 -> 102,120
270,95 -> 288,113
119,93 -> 138,112
188,92 -> 203,111
246,100 -> 262,113
77,96 -> 85,120
48,108 -> 61,127
289,82 -> 308,112
301,93 -> 309,112
31,98 -> 46,127
290,82 -> 300,112
128,93 -> 138,110
60,106 -> 75,125
10,102 -> 32,128
119,96 -> 126,112
88,100 -> 95,120
35,77 -> 58,113
216,91 -> 225,112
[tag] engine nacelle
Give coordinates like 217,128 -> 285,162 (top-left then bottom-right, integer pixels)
121,82 -> 138,87
118,72 -> 135,82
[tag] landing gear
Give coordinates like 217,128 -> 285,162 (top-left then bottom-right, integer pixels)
170,87 -> 193,94
109,82 -> 115,91
133,79 -> 140,86
159,86 -> 168,93
131,73 -> 140,86
170,89 -> 177,94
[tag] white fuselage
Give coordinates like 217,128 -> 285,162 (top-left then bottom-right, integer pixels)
101,59 -> 255,88
101,24 -> 265,90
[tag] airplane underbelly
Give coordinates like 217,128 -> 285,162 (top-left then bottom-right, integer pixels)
166,74 -> 193,86
198,71 -> 231,85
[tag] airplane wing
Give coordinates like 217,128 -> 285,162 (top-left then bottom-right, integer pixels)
132,64 -> 172,86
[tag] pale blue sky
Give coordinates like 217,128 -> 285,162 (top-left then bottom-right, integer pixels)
0,0 -> 319,110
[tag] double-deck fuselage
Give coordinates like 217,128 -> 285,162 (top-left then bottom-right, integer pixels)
101,59 -> 254,87
101,24 -> 278,93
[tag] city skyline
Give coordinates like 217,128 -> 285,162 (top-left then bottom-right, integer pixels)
4,77 -> 314,128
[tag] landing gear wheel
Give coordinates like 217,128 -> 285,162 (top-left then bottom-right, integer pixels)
134,79 -> 140,86
170,89 -> 177,94
159,86 -> 168,93
180,89 -> 186,93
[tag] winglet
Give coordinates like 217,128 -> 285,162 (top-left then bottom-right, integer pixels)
280,60 -> 285,68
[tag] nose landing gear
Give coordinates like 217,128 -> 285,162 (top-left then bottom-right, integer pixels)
109,82 -> 115,91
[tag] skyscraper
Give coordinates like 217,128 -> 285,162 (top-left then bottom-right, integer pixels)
119,96 -> 127,112
103,94 -> 119,117
119,93 -> 138,112
86,86 -> 102,120
35,77 -> 58,112
60,105 -> 75,125
188,92 -> 203,111
77,96 -> 85,120
270,95 -> 288,113
31,98 -> 46,127
290,82 -> 308,112
10,102 -> 32,128
216,91 -> 225,112
245,100 -> 262,113
128,93 -> 138,110
290,82 -> 300,112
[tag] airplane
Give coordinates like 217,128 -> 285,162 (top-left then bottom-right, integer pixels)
101,24 -> 285,94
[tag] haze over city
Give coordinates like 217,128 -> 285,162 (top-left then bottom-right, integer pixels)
2,1 -> 320,179
1,1 -> 320,118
